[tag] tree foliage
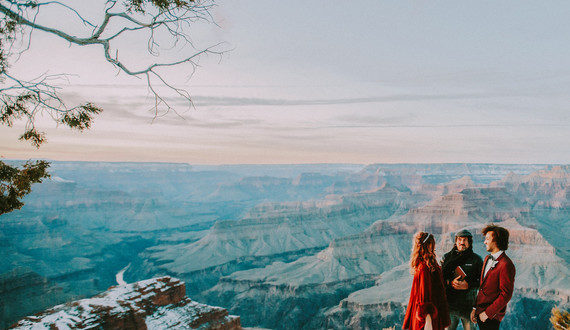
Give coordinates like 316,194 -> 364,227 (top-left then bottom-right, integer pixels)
0,160 -> 49,215
1,0 -> 222,146
0,0 -> 222,215
551,307 -> 570,330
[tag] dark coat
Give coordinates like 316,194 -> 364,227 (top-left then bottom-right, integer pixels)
403,262 -> 451,330
475,253 -> 516,321
441,246 -> 483,315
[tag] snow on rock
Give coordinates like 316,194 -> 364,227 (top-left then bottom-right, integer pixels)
10,276 -> 241,329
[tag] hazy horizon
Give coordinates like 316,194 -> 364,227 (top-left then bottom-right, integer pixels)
1,158 -> 566,166
1,1 -> 569,164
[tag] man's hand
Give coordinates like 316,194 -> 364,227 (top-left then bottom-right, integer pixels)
479,311 -> 489,322
470,309 -> 477,323
451,275 -> 468,290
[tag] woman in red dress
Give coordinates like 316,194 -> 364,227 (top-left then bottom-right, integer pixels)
403,232 -> 450,330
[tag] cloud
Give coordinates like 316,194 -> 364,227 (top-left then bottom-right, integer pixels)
311,123 -> 570,129
189,93 -> 499,107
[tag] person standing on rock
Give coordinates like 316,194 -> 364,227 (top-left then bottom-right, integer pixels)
470,224 -> 516,330
403,232 -> 450,330
441,229 -> 483,330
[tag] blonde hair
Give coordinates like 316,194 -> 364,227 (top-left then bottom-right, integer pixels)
410,231 -> 438,274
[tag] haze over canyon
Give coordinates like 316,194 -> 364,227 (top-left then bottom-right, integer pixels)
1,162 -> 568,329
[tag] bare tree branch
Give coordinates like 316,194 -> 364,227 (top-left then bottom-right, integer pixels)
0,0 -> 226,145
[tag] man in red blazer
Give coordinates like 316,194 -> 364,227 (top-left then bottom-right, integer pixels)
470,224 -> 516,330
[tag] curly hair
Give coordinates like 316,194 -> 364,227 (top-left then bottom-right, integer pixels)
482,224 -> 510,251
410,231 -> 438,274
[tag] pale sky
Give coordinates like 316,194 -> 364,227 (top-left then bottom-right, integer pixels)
1,0 -> 569,164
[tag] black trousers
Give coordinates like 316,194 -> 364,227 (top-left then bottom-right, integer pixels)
477,318 -> 500,330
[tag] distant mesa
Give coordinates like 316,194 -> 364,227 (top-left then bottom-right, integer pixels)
10,276 -> 241,330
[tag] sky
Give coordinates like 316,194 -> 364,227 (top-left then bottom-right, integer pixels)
1,0 -> 569,164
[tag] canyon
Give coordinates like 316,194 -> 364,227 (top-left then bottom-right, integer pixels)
1,162 -> 567,329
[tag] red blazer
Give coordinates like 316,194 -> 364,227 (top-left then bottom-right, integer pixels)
403,262 -> 450,330
475,252 -> 516,321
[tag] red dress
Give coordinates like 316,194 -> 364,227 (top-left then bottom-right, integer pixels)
403,262 -> 450,330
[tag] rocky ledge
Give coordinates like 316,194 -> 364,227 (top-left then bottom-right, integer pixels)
10,276 -> 241,329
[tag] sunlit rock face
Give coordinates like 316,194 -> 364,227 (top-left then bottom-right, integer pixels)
10,277 -> 240,330
324,217 -> 570,330
337,163 -> 547,194
493,165 -> 569,203
491,165 -> 570,263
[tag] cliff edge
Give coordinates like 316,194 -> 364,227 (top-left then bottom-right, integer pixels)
10,276 -> 241,329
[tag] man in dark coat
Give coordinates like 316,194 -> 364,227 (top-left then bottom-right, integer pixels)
441,229 -> 483,330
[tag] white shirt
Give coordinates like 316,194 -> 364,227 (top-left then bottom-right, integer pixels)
483,250 -> 504,278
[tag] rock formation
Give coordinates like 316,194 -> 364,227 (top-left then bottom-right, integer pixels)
201,167 -> 569,329
145,184 -> 421,297
1,162 -> 564,330
10,277 -> 240,330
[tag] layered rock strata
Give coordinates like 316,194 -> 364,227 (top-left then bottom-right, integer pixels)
320,217 -> 570,330
203,170 -> 569,329
144,185 -> 424,298
151,185 -> 417,275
